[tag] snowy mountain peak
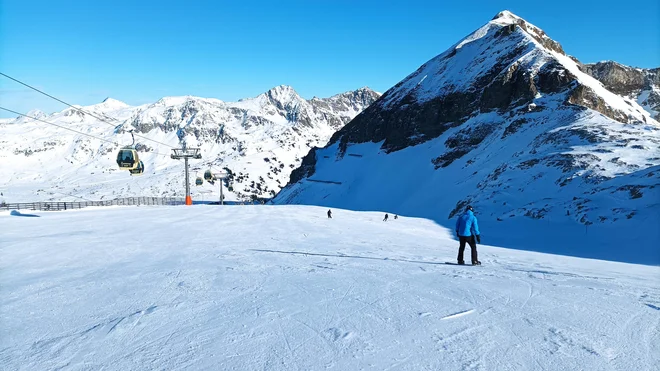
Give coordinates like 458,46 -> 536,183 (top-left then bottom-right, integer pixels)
491,10 -> 522,22
10,109 -> 48,124
267,84 -> 296,94
100,97 -> 127,106
25,109 -> 47,119
488,10 -> 566,55
376,9 -> 652,126
354,86 -> 381,97
90,97 -> 131,111
356,86 -> 375,93
327,86 -> 377,99
153,95 -> 205,107
261,85 -> 302,105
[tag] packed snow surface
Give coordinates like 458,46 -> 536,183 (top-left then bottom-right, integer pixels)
1,205 -> 658,370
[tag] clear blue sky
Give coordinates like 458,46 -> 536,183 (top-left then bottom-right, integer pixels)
1,0 -> 658,118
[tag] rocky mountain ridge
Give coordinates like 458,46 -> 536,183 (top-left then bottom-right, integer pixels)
581,61 -> 659,119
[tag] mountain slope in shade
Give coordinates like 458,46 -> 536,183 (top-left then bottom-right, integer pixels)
0,86 -> 380,203
274,11 -> 660,264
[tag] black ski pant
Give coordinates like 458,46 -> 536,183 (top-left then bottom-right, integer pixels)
458,235 -> 478,263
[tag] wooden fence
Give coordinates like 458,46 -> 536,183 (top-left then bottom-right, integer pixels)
0,197 -> 185,211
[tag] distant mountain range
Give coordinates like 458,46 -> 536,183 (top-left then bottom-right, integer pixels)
0,86 -> 380,203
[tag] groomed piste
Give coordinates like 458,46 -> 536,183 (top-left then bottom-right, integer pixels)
1,205 -> 658,370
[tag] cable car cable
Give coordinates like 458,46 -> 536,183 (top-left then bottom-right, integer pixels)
0,72 -> 118,123
1,106 -> 118,145
0,72 -> 175,149
0,106 -> 172,158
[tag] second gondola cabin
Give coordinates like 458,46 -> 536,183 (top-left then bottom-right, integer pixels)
129,161 -> 145,176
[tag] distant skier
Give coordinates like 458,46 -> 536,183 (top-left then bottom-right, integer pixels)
455,205 -> 481,265
327,209 -> 332,218
383,213 -> 389,222
394,215 -> 398,220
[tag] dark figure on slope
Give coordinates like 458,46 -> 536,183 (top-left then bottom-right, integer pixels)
455,205 -> 481,265
327,209 -> 332,218
383,213 -> 389,221
394,215 -> 398,220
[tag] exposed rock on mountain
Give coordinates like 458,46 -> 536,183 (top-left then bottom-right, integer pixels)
581,61 -> 659,119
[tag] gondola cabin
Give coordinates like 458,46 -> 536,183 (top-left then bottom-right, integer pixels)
117,147 -> 140,170
195,177 -> 203,186
203,169 -> 214,182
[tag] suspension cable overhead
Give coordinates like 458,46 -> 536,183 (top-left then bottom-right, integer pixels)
0,72 -> 113,121
0,72 -> 175,149
1,106 -> 118,145
0,106 -> 172,158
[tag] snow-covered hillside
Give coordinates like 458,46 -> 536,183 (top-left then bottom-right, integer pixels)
274,11 -> 660,264
1,205 -> 658,370
0,86 -> 379,203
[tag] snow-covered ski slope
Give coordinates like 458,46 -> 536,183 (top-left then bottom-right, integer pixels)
2,205 -> 658,370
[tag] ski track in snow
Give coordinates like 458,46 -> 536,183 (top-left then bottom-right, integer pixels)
440,309 -> 475,320
1,205 -> 659,370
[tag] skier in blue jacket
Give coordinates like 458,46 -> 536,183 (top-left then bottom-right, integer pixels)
455,205 -> 481,265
